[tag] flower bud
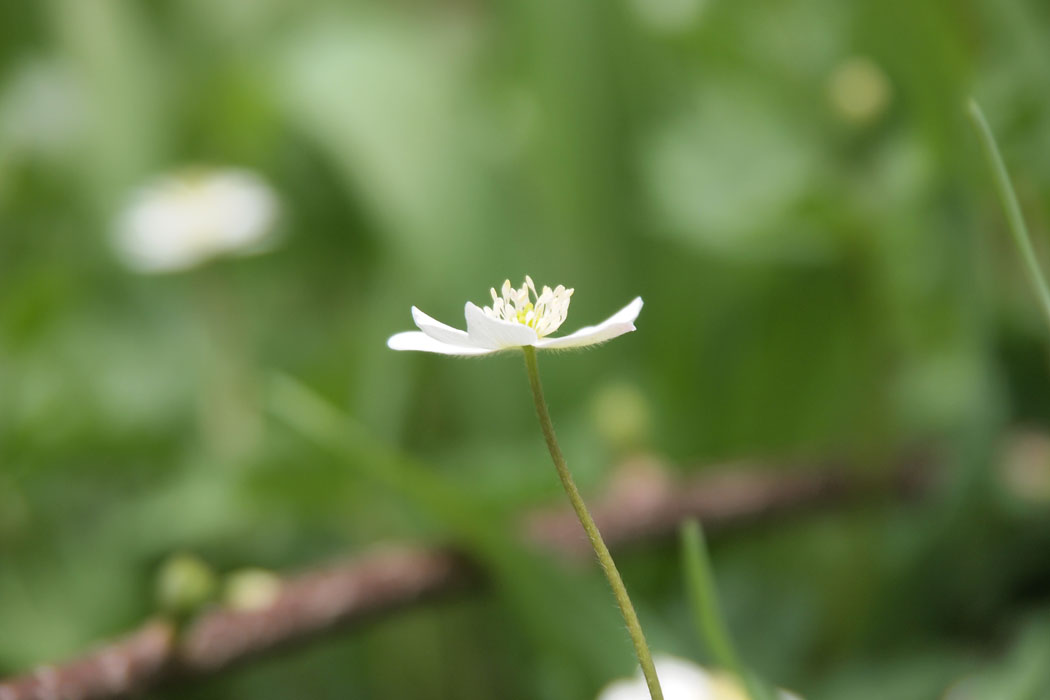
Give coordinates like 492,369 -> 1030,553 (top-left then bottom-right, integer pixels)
590,381 -> 653,455
156,552 -> 217,618
827,56 -> 891,126
223,568 -> 282,611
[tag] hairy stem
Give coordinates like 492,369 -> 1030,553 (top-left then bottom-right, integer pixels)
522,346 -> 663,700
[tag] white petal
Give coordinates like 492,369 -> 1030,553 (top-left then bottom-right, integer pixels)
386,331 -> 496,356
596,655 -> 714,700
464,302 -> 538,349
534,297 -> 643,350
207,170 -> 279,252
595,678 -> 642,700
411,306 -> 476,347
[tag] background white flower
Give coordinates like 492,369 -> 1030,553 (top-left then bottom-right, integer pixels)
598,656 -> 801,700
113,167 -> 280,273
387,276 -> 643,355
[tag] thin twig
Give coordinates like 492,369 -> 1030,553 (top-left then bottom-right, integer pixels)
0,453 -> 932,700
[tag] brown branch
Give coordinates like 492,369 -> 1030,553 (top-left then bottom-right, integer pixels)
0,454 -> 931,700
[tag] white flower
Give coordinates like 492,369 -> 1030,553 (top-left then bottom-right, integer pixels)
113,167 -> 279,273
387,276 -> 643,356
598,655 -> 801,700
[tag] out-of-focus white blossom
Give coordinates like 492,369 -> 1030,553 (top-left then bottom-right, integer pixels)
114,168 -> 279,273
598,655 -> 801,700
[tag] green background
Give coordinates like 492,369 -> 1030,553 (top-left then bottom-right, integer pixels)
4,0 -> 1050,697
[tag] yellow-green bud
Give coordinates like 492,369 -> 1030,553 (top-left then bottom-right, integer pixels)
223,568 -> 282,611
827,56 -> 892,126
156,552 -> 217,618
590,381 -> 652,455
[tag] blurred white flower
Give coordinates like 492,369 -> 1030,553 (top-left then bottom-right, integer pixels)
114,168 -> 279,273
598,655 -> 801,700
387,276 -> 643,356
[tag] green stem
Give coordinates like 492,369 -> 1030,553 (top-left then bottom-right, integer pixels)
522,346 -> 663,700
681,520 -> 772,700
680,520 -> 738,669
968,98 -> 1050,330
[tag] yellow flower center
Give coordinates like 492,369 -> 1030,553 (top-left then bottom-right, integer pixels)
483,276 -> 574,338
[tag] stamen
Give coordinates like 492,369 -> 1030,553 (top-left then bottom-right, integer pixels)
482,276 -> 573,337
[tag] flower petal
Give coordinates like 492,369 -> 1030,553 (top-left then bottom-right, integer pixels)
464,302 -> 538,349
533,297 -> 643,350
411,306 -> 476,346
597,655 -> 713,700
386,331 -> 497,356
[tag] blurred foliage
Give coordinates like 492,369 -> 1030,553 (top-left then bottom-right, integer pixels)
4,0 -> 1050,698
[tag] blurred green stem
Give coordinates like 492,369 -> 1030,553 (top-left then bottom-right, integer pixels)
194,266 -> 259,458
522,346 -> 663,700
681,519 -> 772,700
680,520 -> 738,668
968,99 -> 1050,330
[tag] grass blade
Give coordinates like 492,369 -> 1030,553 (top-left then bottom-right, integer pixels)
968,98 -> 1050,330
680,519 -> 776,700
